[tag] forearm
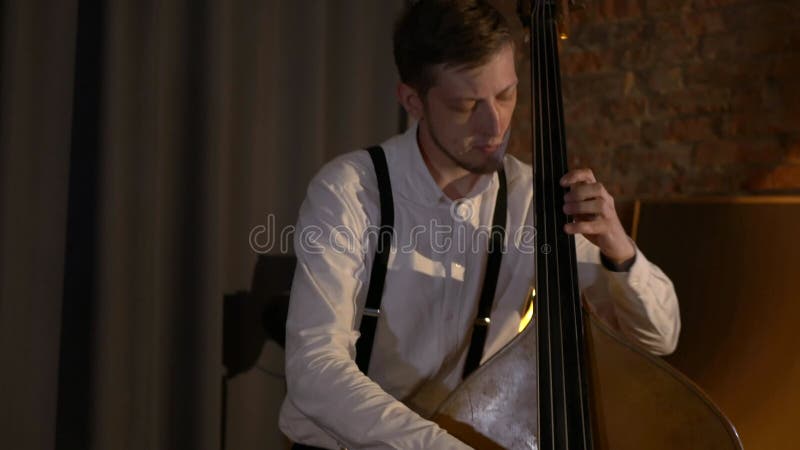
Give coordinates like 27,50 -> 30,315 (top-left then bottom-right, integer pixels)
283,262 -> 470,449
284,342 -> 468,449
577,235 -> 681,355
602,246 -> 681,355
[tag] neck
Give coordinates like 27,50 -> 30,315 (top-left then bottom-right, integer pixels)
417,122 -> 482,200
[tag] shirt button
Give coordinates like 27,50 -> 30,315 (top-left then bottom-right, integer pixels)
452,200 -> 473,221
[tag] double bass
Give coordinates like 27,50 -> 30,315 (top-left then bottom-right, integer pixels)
433,1 -> 743,448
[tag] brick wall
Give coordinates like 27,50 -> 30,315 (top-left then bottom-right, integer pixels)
498,0 -> 800,224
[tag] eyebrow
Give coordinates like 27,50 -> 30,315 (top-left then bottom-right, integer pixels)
450,80 -> 519,102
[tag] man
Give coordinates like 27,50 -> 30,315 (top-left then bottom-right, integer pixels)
279,1 -> 679,449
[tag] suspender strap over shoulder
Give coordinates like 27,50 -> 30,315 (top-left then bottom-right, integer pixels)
355,146 -> 394,374
354,147 -> 508,379
462,168 -> 508,379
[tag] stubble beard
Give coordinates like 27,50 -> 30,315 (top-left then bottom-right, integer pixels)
425,119 -> 507,175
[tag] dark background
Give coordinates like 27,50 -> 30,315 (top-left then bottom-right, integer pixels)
1,0 -> 797,449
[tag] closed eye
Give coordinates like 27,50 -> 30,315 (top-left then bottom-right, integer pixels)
497,86 -> 517,102
449,100 -> 477,112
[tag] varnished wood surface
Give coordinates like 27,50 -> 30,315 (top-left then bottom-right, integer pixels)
586,310 -> 741,450
433,321 -> 538,450
433,310 -> 741,449
634,197 -> 800,450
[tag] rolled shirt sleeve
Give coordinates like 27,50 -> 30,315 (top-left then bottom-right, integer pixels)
576,234 -> 681,355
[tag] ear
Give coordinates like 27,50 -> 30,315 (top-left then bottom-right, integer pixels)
396,82 -> 425,121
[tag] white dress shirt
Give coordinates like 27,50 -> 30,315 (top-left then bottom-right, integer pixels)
279,124 -> 680,449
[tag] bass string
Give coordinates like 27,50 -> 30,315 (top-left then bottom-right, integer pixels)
550,7 -> 571,448
544,1 -> 591,446
532,1 -> 558,448
534,0 -> 590,447
541,1 -> 568,446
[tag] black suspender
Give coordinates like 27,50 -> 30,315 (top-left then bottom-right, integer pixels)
355,146 -> 394,374
462,168 -> 507,378
355,145 -> 507,378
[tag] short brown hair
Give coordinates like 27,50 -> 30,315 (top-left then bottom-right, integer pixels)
393,0 -> 513,95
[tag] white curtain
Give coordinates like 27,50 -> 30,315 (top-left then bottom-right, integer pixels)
0,0 -> 403,449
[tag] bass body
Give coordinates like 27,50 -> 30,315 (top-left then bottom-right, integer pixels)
434,1 -> 743,448
433,307 -> 742,449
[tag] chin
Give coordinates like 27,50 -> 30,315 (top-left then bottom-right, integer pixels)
464,157 -> 503,174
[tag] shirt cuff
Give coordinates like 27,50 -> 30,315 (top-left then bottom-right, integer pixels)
599,251 -> 636,272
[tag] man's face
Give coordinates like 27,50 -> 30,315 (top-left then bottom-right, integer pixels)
419,43 -> 518,174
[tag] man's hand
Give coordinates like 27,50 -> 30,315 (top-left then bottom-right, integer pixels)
560,168 -> 635,265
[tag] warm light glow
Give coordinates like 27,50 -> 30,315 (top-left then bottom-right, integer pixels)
559,32 -> 569,40
518,289 -> 536,332
484,317 -> 491,324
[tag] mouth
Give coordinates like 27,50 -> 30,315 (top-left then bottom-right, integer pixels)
472,130 -> 511,158
475,144 -> 502,155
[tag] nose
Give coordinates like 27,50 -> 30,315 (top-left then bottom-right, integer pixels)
474,100 -> 502,138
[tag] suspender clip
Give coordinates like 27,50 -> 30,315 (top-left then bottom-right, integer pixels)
475,316 -> 491,327
362,308 -> 381,318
